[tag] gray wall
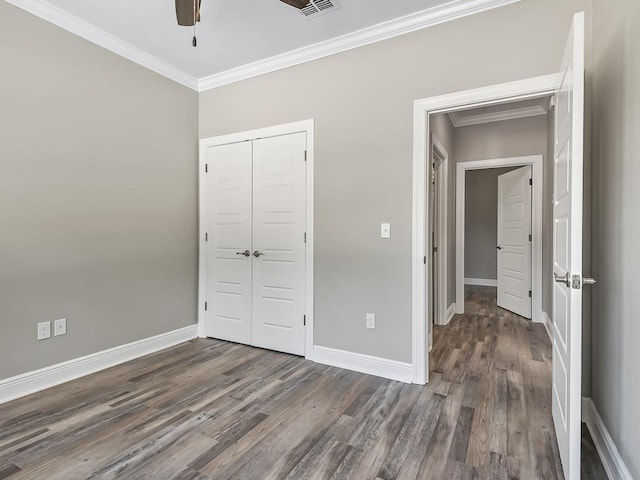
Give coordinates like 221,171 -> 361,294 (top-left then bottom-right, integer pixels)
453,115 -> 549,163
199,0 -> 591,363
591,0 -> 640,476
464,167 -> 520,281
0,2 -> 199,379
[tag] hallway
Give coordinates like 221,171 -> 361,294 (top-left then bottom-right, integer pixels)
431,285 -> 606,478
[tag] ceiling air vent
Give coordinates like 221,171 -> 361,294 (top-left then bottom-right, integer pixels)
300,0 -> 340,18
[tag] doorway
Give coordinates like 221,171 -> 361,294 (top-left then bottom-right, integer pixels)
411,74 -> 558,385
455,155 -> 544,323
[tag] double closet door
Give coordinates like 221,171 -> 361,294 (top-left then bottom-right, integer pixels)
204,132 -> 307,356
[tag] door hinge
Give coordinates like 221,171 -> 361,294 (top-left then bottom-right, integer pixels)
529,234 -> 532,242
303,315 -> 306,326
424,256 -> 427,265
205,163 -> 208,173
204,301 -> 208,311
528,291 -> 532,298
304,232 -> 307,243
304,151 -> 307,162
529,178 -> 532,186
205,232 -> 208,242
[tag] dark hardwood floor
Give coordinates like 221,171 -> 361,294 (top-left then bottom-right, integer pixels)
0,286 -> 605,479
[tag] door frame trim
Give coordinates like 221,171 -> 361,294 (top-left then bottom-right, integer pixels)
456,157 -> 542,321
412,74 -> 559,385
198,119 -> 315,360
430,133 -> 449,329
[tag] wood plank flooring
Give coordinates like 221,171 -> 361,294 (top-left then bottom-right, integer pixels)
0,286 -> 604,479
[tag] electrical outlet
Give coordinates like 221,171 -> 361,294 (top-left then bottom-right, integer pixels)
54,318 -> 67,336
37,321 -> 51,341
366,313 -> 376,329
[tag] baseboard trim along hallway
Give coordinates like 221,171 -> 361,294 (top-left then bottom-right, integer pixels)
0,325 -> 198,404
583,396 -> 634,480
313,345 -> 413,383
464,278 -> 498,287
446,303 -> 456,324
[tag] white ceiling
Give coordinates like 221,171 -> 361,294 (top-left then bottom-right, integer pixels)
8,0 -> 521,89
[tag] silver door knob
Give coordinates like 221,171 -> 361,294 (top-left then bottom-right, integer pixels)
554,272 -> 571,287
253,250 -> 264,257
583,277 -> 597,286
236,250 -> 251,257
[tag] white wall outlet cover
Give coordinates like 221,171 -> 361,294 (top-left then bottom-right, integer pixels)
37,321 -> 51,341
365,313 -> 376,329
54,318 -> 67,336
381,223 -> 391,238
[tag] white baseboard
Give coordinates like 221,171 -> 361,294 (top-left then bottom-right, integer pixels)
464,277 -> 498,287
542,311 -> 553,341
313,346 -> 413,383
583,396 -> 634,480
445,303 -> 456,325
0,325 -> 198,405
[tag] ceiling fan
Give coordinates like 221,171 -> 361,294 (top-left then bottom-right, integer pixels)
175,0 -> 311,47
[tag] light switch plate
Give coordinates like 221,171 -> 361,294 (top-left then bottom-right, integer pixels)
366,313 -> 376,329
381,223 -> 391,239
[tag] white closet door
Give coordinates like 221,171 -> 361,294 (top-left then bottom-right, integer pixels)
497,165 -> 532,319
205,141 -> 253,344
251,133 -> 307,355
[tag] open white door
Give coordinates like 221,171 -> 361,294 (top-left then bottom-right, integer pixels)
251,133 -> 307,356
497,166 -> 532,319
205,141 -> 253,344
552,12 -> 585,480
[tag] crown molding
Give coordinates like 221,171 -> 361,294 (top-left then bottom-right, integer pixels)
197,0 -> 523,91
449,103 -> 549,127
5,0 -> 199,91
7,0 -> 522,93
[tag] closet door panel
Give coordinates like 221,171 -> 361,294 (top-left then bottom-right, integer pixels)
251,133 -> 307,355
205,141 -> 253,344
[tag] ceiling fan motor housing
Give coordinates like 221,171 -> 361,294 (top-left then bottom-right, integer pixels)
175,0 -> 201,26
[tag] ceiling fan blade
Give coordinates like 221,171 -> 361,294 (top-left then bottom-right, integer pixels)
175,0 -> 201,26
280,0 -> 309,9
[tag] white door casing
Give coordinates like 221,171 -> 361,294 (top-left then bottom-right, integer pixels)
251,133 -> 307,355
427,133 -> 449,355
413,77 -> 557,385
205,141 -> 253,344
552,12 -> 585,480
497,166 -> 533,319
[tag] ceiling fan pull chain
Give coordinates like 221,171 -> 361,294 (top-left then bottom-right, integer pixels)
192,0 -> 197,47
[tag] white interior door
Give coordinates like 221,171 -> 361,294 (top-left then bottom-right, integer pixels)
497,166 -> 532,319
205,141 -> 253,344
552,12 -> 585,480
251,133 -> 307,355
